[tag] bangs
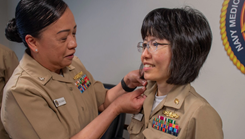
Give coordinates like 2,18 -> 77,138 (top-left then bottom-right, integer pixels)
140,8 -> 171,41
141,21 -> 162,40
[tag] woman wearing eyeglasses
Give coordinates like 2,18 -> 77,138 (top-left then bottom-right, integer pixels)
127,7 -> 223,139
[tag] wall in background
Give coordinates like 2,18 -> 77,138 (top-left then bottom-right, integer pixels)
0,0 -> 9,48
0,0 -> 25,60
1,0 -> 244,139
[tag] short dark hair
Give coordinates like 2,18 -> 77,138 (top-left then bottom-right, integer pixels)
5,0 -> 68,48
140,7 -> 212,85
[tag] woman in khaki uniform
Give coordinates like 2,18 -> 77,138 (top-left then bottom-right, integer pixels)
1,0 -> 147,139
0,44 -> 18,139
127,7 -> 224,139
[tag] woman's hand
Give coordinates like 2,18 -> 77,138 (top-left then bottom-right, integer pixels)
113,87 -> 147,115
101,70 -> 147,110
123,70 -> 147,89
71,87 -> 146,139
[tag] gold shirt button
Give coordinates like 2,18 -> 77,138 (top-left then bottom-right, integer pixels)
174,99 -> 179,105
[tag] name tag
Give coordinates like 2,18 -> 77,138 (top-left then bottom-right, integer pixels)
133,113 -> 144,121
53,97 -> 66,107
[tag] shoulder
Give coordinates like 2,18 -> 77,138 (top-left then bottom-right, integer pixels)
4,65 -> 42,97
185,85 -> 209,107
2,66 -> 42,115
182,86 -> 223,136
184,85 -> 222,120
186,89 -> 223,138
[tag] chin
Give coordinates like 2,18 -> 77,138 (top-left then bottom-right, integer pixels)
144,75 -> 154,81
62,62 -> 72,68
144,74 -> 162,82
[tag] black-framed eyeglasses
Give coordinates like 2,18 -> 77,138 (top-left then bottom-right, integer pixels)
137,40 -> 170,53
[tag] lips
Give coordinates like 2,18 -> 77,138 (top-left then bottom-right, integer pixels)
65,53 -> 75,60
65,53 -> 75,57
67,54 -> 73,57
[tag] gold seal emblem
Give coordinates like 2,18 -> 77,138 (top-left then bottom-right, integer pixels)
220,0 -> 245,74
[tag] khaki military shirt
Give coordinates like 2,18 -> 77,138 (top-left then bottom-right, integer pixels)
127,82 -> 223,139
1,52 -> 107,139
0,44 -> 18,139
0,44 -> 18,108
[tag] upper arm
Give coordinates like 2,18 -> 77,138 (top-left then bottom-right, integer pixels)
188,104 -> 223,139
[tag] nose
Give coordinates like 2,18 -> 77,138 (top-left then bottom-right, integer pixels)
68,36 -> 77,49
141,47 -> 151,60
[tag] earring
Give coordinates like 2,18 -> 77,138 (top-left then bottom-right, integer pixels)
35,49 -> 38,52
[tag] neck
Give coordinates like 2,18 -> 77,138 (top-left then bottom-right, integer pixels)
30,51 -> 61,74
156,81 -> 175,96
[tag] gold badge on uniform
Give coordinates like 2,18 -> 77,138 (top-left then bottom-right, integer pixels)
74,71 -> 83,80
163,110 -> 180,119
174,98 -> 179,105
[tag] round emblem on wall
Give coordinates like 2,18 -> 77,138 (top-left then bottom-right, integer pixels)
220,0 -> 245,73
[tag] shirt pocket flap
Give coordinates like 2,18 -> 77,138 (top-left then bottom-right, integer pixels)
127,118 -> 144,134
143,128 -> 177,139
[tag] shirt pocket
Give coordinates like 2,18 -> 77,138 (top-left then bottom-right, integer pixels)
143,128 -> 178,139
127,118 -> 144,135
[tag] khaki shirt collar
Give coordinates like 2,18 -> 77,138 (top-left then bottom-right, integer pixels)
143,81 -> 191,127
164,83 -> 190,109
20,52 -> 75,86
143,81 -> 157,127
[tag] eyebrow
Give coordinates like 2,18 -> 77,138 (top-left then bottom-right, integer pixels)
144,37 -> 157,41
57,25 -> 77,34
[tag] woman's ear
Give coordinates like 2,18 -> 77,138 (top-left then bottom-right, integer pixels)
25,34 -> 38,52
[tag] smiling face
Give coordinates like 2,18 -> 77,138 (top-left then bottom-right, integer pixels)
34,8 -> 77,73
141,36 -> 172,84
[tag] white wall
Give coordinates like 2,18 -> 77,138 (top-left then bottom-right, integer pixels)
0,0 -> 9,47
0,0 -> 25,60
2,0 -> 245,139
